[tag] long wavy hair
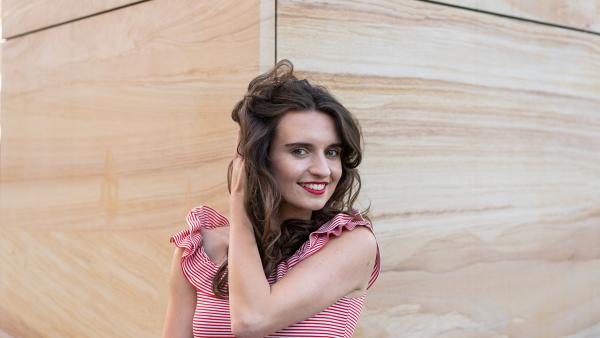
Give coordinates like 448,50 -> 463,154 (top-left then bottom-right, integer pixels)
211,59 -> 371,299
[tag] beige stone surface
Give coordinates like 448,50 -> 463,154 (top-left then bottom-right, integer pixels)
278,0 -> 600,337
0,0 -> 273,336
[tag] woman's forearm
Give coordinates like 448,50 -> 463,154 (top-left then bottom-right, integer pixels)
228,203 -> 271,331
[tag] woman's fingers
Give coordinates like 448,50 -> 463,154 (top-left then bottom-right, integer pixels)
231,128 -> 246,193
231,152 -> 245,193
234,129 -> 241,157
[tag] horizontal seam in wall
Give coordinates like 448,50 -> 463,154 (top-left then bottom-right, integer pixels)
416,0 -> 600,37
4,0 -> 152,40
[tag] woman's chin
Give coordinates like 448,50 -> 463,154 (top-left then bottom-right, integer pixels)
292,202 -> 324,213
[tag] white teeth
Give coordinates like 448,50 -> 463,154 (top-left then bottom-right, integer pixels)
300,183 -> 325,190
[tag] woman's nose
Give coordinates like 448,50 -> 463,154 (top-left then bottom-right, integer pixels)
308,154 -> 331,177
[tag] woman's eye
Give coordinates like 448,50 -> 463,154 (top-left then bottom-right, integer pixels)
292,148 -> 340,157
292,148 -> 308,156
327,149 -> 340,157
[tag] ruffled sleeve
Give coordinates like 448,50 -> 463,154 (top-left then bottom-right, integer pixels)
298,209 -> 382,290
169,205 -> 229,289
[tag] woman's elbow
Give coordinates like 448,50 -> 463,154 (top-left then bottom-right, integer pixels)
231,315 -> 266,338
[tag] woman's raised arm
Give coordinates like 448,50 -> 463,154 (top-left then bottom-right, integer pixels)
162,247 -> 196,338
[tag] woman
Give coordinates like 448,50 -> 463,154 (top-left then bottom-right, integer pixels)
162,59 -> 381,338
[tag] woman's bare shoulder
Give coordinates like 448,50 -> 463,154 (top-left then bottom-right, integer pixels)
200,226 -> 230,266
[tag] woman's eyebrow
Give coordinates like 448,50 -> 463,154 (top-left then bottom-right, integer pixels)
284,142 -> 343,149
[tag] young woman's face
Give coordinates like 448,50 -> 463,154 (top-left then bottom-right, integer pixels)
269,110 -> 343,221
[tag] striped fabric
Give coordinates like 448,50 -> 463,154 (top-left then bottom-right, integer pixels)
170,205 -> 381,337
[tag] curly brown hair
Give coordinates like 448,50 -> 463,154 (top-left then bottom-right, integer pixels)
211,59 -> 371,299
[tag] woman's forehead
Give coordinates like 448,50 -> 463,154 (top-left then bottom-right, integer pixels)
274,111 -> 341,145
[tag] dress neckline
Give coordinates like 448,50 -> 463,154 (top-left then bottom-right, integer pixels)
192,205 -> 365,266
197,222 -> 328,269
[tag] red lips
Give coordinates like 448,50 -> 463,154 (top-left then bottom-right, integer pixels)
298,183 -> 326,195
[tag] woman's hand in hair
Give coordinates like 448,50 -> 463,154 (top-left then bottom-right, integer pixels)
229,129 -> 248,223
230,154 -> 246,197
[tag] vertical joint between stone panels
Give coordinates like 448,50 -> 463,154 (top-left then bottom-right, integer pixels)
274,0 -> 278,65
259,0 -> 277,72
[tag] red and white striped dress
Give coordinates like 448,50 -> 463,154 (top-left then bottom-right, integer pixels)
169,205 -> 381,337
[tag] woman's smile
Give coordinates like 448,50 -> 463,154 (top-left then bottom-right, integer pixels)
298,182 -> 327,195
